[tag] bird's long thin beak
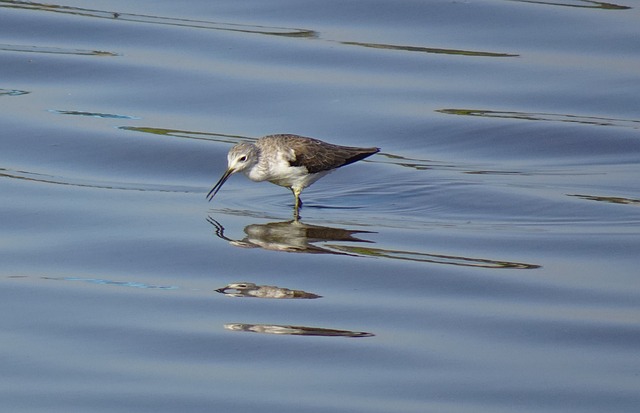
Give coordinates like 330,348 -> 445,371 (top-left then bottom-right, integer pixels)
207,168 -> 233,201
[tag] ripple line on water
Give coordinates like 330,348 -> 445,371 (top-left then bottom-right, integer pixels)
568,194 -> 640,206
1,1 -> 521,59
0,88 -> 30,96
507,0 -> 631,10
340,41 -> 519,58
0,1 -> 317,38
0,43 -> 118,56
437,108 -> 640,129
0,166 -> 196,194
49,110 -> 139,119
120,126 -> 251,144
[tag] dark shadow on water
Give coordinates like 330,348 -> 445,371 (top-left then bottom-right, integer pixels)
224,323 -> 374,338
207,215 -> 541,269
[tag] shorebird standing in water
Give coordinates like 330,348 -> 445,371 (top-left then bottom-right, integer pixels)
207,134 -> 379,217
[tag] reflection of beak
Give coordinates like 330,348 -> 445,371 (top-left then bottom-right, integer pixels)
215,287 -> 227,293
207,168 -> 233,201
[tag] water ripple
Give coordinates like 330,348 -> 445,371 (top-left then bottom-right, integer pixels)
48,276 -> 179,290
1,0 -> 317,38
1,1 -> 519,58
569,194 -> 640,205
0,88 -> 30,96
120,126 -> 250,144
437,108 -> 640,129
49,110 -> 139,119
208,215 -> 541,269
0,43 -> 118,56
340,41 -> 519,57
508,0 -> 631,10
0,166 -> 196,193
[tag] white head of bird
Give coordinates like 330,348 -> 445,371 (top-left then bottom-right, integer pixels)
206,143 -> 259,201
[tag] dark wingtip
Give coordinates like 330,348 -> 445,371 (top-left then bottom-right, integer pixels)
365,147 -> 380,156
343,147 -> 380,165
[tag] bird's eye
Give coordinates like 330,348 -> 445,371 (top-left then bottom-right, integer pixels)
239,156 -> 247,162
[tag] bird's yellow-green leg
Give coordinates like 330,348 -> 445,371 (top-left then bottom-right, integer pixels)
291,187 -> 302,220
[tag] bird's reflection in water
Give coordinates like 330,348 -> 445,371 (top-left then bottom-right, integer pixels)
207,216 -> 374,255
207,216 -> 540,269
224,323 -> 374,338
216,282 -> 321,299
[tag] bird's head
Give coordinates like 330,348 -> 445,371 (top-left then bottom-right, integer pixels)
226,143 -> 258,174
207,142 -> 258,202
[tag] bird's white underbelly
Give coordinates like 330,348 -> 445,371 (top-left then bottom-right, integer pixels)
273,169 -> 331,190
246,160 -> 330,190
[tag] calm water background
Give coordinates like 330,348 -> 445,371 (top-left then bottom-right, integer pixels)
1,0 -> 639,412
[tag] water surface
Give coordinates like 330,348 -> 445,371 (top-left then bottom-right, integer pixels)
1,1 -> 639,412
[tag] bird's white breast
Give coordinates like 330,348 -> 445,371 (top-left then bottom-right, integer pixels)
245,149 -> 331,191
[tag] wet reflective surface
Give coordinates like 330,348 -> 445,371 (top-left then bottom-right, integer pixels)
224,323 -> 374,338
216,282 -> 321,299
208,216 -> 374,255
2,0 -> 640,412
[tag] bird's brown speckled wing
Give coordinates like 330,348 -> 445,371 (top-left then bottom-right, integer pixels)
260,134 -> 379,174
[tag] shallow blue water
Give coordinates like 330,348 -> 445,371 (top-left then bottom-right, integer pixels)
1,1 -> 639,412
